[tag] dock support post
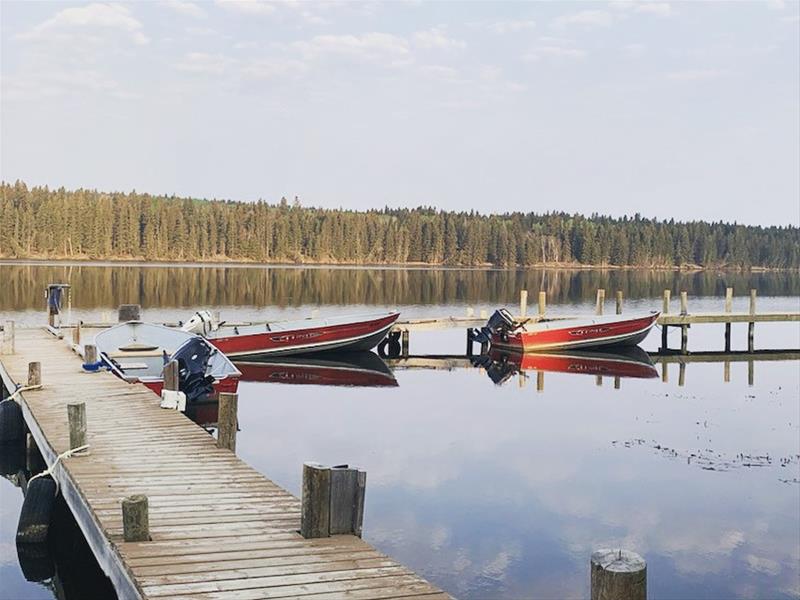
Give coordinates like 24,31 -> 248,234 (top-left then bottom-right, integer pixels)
596,289 -> 605,315
661,326 -> 668,352
680,326 -> 688,355
118,304 -> 141,322
217,392 -> 238,453
748,289 -> 756,353
84,344 -> 98,365
614,376 -> 620,389
401,329 -> 409,358
678,363 -> 686,387
595,375 -> 603,387
536,371 -> 544,392
163,360 -> 179,392
122,495 -> 150,542
724,287 -> 733,352
27,362 -> 41,388
680,291 -> 688,315
520,290 -> 528,318
590,549 -> 646,600
724,361 -> 731,383
748,360 -> 754,386
301,462 -> 331,539
330,466 -> 367,537
538,291 -> 546,316
2,320 -> 15,354
616,290 -> 623,315
662,290 -> 670,314
661,362 -> 668,383
67,402 -> 87,452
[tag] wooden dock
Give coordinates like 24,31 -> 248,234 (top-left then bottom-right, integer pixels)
0,327 -> 448,600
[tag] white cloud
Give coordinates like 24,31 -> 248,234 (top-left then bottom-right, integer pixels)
16,3 -> 149,45
166,0 -> 208,19
293,33 -> 410,61
666,69 -> 726,81
418,65 -> 460,80
552,10 -> 613,28
174,52 -> 234,74
486,19 -> 537,34
524,45 -> 587,61
215,0 -> 276,16
610,1 -> 674,17
414,27 -> 466,52
240,57 -> 308,79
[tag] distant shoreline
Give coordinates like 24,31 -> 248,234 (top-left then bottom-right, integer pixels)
0,258 -> 793,273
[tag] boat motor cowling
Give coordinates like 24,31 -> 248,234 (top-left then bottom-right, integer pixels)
181,311 -> 219,336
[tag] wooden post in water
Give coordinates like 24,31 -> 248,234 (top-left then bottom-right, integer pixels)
596,289 -> 605,315
616,290 -> 623,315
662,290 -> 671,314
538,291 -> 546,316
217,392 -> 238,453
118,304 -> 141,322
661,362 -> 668,383
329,466 -> 367,537
724,360 -> 731,383
679,291 -> 689,354
678,363 -> 686,387
301,462 -> 331,539
520,290 -> 528,318
680,291 -> 688,316
595,375 -> 603,387
401,329 -> 409,358
748,360 -> 754,386
614,376 -> 620,389
122,495 -> 149,542
724,287 -> 733,352
2,320 -> 15,354
27,362 -> 41,387
536,371 -> 544,392
163,360 -> 179,392
590,549 -> 647,600
67,402 -> 87,452
748,289 -> 756,353
84,344 -> 98,365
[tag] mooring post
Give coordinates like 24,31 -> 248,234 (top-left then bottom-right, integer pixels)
678,363 -> 686,387
595,375 -> 603,387
615,290 -> 623,315
401,329 -> 409,358
122,495 -> 150,542
217,392 -> 238,453
330,465 -> 367,537
662,290 -> 670,314
538,291 -> 546,316
118,304 -> 142,322
67,402 -> 87,453
680,325 -> 688,355
27,362 -> 41,388
748,289 -> 756,353
590,548 -> 647,600
2,320 -> 15,354
724,287 -> 733,352
662,362 -> 668,383
301,462 -> 331,539
520,290 -> 528,318
748,360 -> 754,386
724,360 -> 731,383
536,371 -> 544,392
596,289 -> 605,315
680,291 -> 688,316
84,344 -> 98,365
614,376 -> 621,390
163,360 -> 179,392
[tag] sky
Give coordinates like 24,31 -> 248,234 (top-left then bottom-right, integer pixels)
1,1 -> 798,226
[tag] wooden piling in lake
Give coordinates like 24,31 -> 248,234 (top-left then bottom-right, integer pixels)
590,549 -> 646,600
301,462 -> 331,539
163,360 -> 179,392
536,371 -> 544,392
596,289 -> 605,315
662,290 -> 671,314
27,362 -> 41,387
678,363 -> 686,387
748,360 -> 754,386
724,360 -> 731,383
679,292 -> 689,354
401,329 -> 409,358
538,291 -> 546,316
662,362 -> 668,383
217,392 -> 238,453
520,290 -> 528,317
122,495 -> 149,542
724,288 -> 733,352
329,466 -> 366,537
68,402 -> 87,452
616,290 -> 623,315
748,289 -> 756,352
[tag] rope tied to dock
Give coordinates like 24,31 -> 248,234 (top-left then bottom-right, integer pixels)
0,384 -> 44,405
29,444 -> 91,495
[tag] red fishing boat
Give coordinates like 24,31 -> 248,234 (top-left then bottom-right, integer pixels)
481,309 -> 659,352
236,352 -> 398,388
182,311 -> 400,359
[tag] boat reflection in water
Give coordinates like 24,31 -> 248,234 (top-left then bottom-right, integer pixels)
0,439 -> 117,599
476,346 -> 659,385
235,352 -> 398,388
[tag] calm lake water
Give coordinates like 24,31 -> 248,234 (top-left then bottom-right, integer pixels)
1,264 -> 799,600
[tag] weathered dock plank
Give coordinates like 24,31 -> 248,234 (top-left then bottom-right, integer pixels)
0,327 -> 447,600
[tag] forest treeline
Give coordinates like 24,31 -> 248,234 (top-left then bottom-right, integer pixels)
1,181 -> 797,268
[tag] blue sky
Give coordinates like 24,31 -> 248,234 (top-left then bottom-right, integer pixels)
1,1 -> 798,225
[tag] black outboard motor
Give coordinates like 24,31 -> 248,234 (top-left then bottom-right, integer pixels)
473,308 -> 518,345
171,338 -> 216,403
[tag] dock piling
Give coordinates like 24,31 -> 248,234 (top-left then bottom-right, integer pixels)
163,360 -> 179,392
330,465 -> 367,537
520,290 -> 528,318
84,344 -> 98,365
536,371 -> 544,392
538,291 -> 546,316
596,289 -> 605,315
67,402 -> 87,452
217,392 -> 238,453
616,290 -> 623,315
748,290 -> 756,352
122,495 -> 150,542
27,362 -> 41,388
401,329 -> 409,358
301,462 -> 331,539
662,290 -> 671,314
679,363 -> 686,387
590,548 -> 646,600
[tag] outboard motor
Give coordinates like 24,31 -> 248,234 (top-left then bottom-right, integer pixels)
181,311 -> 218,336
474,308 -> 518,345
170,338 -> 216,403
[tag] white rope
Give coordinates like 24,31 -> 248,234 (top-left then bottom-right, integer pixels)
29,444 -> 90,495
0,384 -> 43,405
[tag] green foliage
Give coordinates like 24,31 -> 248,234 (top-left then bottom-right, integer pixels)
1,180 -> 797,268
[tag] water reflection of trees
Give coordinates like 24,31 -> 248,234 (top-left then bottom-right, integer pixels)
1,264 -> 797,310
